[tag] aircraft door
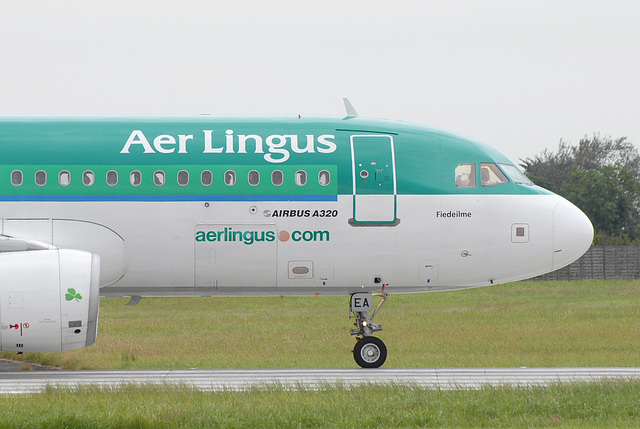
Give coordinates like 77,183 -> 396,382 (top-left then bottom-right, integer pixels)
351,135 -> 397,223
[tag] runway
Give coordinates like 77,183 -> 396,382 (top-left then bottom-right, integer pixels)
0,368 -> 639,394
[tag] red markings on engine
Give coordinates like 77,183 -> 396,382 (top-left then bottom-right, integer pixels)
9,323 -> 29,336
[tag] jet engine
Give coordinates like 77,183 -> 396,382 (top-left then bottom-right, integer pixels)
0,249 -> 100,352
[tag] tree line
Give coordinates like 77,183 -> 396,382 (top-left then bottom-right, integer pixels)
520,135 -> 640,244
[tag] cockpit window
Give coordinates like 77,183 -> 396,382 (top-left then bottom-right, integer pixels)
480,163 -> 509,187
455,163 -> 476,188
499,164 -> 533,185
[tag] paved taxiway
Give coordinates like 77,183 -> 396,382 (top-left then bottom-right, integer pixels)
0,368 -> 639,393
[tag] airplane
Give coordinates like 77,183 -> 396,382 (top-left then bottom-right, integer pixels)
0,100 -> 593,368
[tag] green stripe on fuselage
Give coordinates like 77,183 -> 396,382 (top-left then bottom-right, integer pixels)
0,115 -> 552,197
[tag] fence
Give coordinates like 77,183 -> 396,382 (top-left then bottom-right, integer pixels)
534,245 -> 640,280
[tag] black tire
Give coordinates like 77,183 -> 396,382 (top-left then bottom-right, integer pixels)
353,337 -> 387,368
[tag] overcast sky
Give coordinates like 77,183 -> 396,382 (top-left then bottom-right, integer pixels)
1,1 -> 638,163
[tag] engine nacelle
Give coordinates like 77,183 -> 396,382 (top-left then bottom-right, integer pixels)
0,249 -> 100,352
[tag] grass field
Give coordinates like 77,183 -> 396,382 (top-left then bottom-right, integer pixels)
3,279 -> 640,369
2,280 -> 640,428
1,381 -> 639,428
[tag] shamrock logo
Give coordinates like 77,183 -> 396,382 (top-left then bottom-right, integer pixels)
65,288 -> 83,303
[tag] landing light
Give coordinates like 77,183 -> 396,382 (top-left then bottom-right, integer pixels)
362,321 -> 368,327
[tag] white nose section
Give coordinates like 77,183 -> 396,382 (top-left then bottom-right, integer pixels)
553,197 -> 594,270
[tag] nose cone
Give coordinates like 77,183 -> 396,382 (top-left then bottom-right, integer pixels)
553,197 -> 594,270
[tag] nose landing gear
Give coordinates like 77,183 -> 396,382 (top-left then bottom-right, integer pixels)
350,291 -> 388,368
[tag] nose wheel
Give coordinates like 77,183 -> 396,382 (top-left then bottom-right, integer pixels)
350,291 -> 388,368
353,336 -> 387,368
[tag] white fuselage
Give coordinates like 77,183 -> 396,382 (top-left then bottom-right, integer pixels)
0,193 -> 592,297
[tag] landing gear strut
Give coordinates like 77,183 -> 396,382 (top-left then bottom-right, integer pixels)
350,291 -> 388,368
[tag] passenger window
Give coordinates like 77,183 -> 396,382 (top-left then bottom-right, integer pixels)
83,170 -> 95,186
178,170 -> 189,186
130,171 -> 142,186
107,170 -> 118,186
59,170 -> 71,186
480,163 -> 509,187
201,170 -> 213,186
154,170 -> 166,186
11,170 -> 23,186
318,170 -> 330,186
455,163 -> 476,188
295,170 -> 307,186
248,170 -> 260,186
224,170 -> 236,186
35,170 -> 47,186
271,170 -> 283,186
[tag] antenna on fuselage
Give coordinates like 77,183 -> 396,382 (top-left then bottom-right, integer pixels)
343,97 -> 358,118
